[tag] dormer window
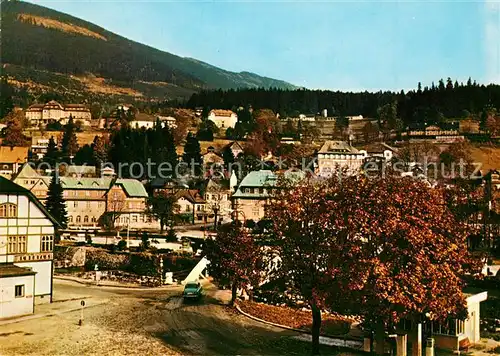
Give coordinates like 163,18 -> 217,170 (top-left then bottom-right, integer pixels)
0,203 -> 18,218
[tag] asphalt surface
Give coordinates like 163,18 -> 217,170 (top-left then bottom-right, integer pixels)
0,280 -> 358,355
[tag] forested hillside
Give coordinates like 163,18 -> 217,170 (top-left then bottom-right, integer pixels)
186,79 -> 500,126
1,0 -> 296,103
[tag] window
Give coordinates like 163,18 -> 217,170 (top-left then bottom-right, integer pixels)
15,285 -> 25,298
186,205 -> 191,212
7,236 -> 27,254
132,215 -> 138,223
74,201 -> 78,208
86,202 -> 91,209
431,319 -> 465,336
68,216 -> 73,223
76,216 -> 81,223
0,203 -> 18,218
41,235 -> 53,252
91,217 -> 96,223
84,216 -> 89,223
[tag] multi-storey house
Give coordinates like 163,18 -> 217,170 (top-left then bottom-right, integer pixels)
0,177 -> 57,319
203,179 -> 231,224
208,109 -> 238,129
25,100 -> 91,127
231,170 -> 304,222
105,179 -> 159,230
315,140 -> 366,177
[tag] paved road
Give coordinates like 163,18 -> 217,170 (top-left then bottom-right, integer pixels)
0,280 -> 357,355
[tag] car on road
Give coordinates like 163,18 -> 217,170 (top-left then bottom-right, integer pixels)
183,281 -> 203,300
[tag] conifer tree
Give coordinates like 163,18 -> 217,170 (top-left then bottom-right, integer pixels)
61,117 -> 79,161
44,136 -> 59,168
45,173 -> 68,228
182,132 -> 202,176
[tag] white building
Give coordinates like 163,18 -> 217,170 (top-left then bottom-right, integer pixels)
130,114 -> 177,130
208,110 -> 238,129
315,140 -> 366,177
356,142 -> 398,162
25,100 -> 91,127
0,177 -> 58,319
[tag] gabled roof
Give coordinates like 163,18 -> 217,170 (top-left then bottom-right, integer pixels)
176,189 -> 205,204
0,146 -> 29,163
356,142 -> 398,154
0,176 -> 59,226
66,165 -> 96,176
114,179 -> 148,198
318,141 -> 359,154
204,178 -> 230,192
44,100 -> 64,109
232,170 -> 304,199
226,141 -> 244,151
60,177 -> 113,190
210,109 -> 235,117
14,163 -> 41,179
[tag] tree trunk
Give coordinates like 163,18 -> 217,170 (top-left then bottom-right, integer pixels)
230,282 -> 238,306
160,218 -> 164,234
311,303 -> 321,355
214,209 -> 218,230
375,320 -> 385,355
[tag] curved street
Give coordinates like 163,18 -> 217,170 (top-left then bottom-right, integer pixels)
0,280 -> 357,355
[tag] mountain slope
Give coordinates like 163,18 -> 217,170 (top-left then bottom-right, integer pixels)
0,1 -> 296,101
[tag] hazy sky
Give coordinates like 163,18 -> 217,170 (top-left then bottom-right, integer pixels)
28,0 -> 499,91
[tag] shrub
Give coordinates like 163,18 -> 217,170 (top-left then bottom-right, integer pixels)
165,227 -> 177,242
116,240 -> 127,251
84,247 -> 129,270
127,252 -> 160,276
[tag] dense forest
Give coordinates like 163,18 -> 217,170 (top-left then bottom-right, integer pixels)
185,79 -> 500,126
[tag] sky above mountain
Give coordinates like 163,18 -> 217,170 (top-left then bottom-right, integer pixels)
27,0 -> 499,91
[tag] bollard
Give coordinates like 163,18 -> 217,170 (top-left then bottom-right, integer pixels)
79,300 -> 85,326
425,338 -> 434,356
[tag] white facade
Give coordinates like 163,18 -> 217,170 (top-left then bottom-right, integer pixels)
315,141 -> 366,177
208,110 -> 238,129
131,119 -> 156,129
131,116 -> 177,130
0,272 -> 35,319
0,180 -> 56,319
25,101 -> 91,127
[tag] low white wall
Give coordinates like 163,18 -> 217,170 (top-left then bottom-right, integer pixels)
0,275 -> 34,319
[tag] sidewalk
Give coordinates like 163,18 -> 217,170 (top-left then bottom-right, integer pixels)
54,274 -> 183,291
0,297 -> 109,326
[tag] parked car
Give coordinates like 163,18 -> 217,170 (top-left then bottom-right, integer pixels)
183,281 -> 203,300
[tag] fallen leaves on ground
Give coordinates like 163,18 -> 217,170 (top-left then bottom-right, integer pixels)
239,300 -> 353,336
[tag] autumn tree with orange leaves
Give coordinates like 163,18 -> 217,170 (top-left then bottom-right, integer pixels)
205,223 -> 262,305
266,174 -> 482,355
